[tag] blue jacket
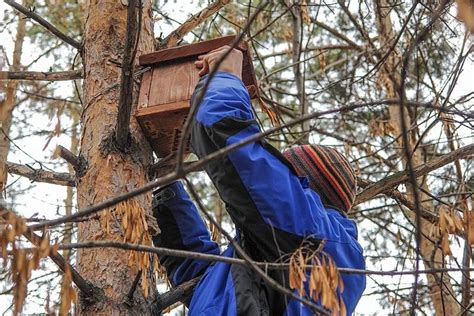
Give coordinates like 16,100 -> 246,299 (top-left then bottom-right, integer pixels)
153,72 -> 366,315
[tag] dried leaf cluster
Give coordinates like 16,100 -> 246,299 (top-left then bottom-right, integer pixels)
300,0 -> 311,24
101,199 -> 163,297
289,248 -> 346,316
0,211 -> 68,314
368,118 -> 396,137
58,265 -> 77,315
431,206 -> 473,256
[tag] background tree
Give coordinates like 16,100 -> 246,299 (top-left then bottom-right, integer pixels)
1,0 -> 473,315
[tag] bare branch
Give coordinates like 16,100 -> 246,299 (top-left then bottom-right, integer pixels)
151,277 -> 199,314
4,0 -> 82,50
21,228 -> 104,304
55,145 -> 83,175
0,70 -> 83,81
55,240 -> 474,276
125,271 -> 141,307
355,143 -> 474,204
157,0 -> 231,49
6,161 -> 75,186
311,19 -> 362,50
357,178 -> 440,224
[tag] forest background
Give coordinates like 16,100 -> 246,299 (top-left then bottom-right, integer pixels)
0,0 -> 473,315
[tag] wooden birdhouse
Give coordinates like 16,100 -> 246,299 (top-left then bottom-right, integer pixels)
136,36 -> 258,158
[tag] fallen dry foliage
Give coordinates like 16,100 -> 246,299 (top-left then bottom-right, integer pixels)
100,199 -> 164,297
289,247 -> 346,316
0,211 -> 69,314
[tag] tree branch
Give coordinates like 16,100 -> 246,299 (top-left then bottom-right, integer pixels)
21,228 -> 104,304
0,70 -> 83,81
125,271 -> 141,307
357,178 -> 440,224
157,0 -> 231,49
355,143 -> 474,204
150,277 -> 199,315
6,162 -> 75,186
311,19 -> 362,50
4,0 -> 82,50
115,0 -> 139,150
55,145 -> 83,175
37,240 -> 474,275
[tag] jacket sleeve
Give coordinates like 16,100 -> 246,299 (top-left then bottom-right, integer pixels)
152,181 -> 219,287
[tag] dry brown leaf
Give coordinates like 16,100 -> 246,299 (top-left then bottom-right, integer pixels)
319,51 -> 327,72
440,233 -> 452,256
467,210 -> 474,245
257,97 -> 279,127
289,248 -> 345,315
300,1 -> 311,24
1,212 -> 53,314
283,28 -> 293,42
59,266 -> 77,315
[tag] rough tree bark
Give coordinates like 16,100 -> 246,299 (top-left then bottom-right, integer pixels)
76,1 -> 157,314
373,0 -> 460,314
0,0 -> 26,202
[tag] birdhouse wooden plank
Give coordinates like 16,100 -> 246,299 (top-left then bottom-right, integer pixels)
136,36 -> 258,158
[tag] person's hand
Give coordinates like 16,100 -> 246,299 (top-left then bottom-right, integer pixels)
194,45 -> 243,79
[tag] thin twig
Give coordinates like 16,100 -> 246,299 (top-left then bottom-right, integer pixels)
53,240 -> 474,276
157,0 -> 231,49
4,0 -> 82,50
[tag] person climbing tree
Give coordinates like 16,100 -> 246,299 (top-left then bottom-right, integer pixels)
152,45 -> 366,315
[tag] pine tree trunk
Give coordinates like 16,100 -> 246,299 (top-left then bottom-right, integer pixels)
0,0 -> 26,202
76,1 -> 156,314
373,0 -> 459,314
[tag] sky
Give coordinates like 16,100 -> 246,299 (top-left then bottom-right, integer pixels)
0,1 -> 473,315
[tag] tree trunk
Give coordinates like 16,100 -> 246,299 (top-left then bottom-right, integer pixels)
76,1 -> 156,314
285,1 -> 308,140
373,0 -> 460,314
0,0 -> 26,202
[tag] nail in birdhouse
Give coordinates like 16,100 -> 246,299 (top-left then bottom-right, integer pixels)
136,36 -> 259,158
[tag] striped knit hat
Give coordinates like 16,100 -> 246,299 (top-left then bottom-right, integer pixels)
283,145 -> 357,214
